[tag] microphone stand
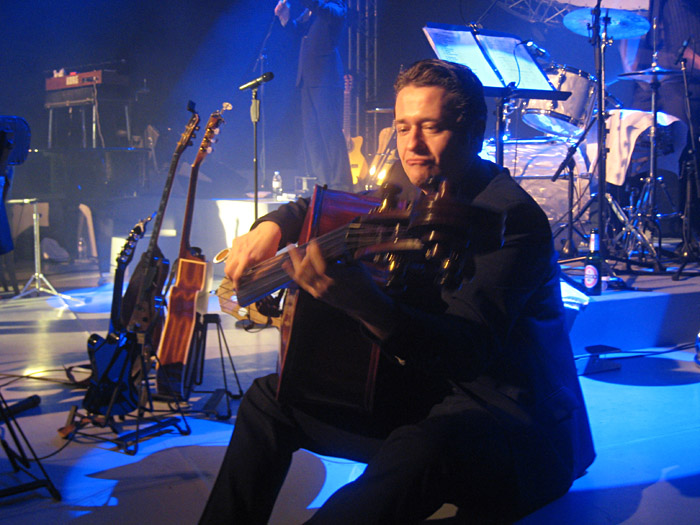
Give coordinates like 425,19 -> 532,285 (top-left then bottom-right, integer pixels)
592,0 -> 609,263
249,86 -> 261,220
248,13 -> 277,221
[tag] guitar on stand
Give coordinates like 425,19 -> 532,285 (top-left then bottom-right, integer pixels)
83,215 -> 154,418
122,101 -> 200,339
62,106 -> 199,453
343,75 -> 369,188
155,103 -> 231,400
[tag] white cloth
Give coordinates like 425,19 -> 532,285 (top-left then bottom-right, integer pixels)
585,109 -> 688,186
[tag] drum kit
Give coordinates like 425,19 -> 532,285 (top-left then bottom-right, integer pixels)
508,2 -> 696,276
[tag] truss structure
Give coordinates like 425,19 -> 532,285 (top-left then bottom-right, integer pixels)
497,0 -> 575,26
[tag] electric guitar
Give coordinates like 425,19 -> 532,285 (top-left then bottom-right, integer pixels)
343,74 -> 369,187
121,102 -> 200,337
155,103 -> 231,400
83,215 -> 154,417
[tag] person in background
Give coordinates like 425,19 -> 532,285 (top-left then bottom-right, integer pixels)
274,0 -> 353,193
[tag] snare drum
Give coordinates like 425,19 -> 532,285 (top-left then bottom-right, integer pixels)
522,64 -> 597,137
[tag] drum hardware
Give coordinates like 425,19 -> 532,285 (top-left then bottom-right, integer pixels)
618,18 -> 683,270
558,2 -> 665,275
671,54 -> 700,280
521,64 -> 597,138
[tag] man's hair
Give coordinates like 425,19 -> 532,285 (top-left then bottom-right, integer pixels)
394,59 -> 487,149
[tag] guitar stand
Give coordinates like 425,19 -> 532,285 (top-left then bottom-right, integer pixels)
190,313 -> 244,420
61,335 -> 191,456
0,389 -> 61,501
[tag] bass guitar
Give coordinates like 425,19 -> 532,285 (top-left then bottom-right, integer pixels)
156,103 -> 231,400
83,215 -> 154,416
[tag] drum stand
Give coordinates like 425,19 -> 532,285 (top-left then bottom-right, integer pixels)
617,18 -> 673,272
581,3 -> 662,273
672,56 -> 700,280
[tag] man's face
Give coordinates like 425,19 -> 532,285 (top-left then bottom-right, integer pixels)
394,85 -> 470,190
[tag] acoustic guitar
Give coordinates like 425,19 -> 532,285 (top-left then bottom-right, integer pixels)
155,104 -> 230,400
343,74 -> 369,187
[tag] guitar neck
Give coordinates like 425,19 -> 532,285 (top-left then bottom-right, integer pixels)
178,163 -> 200,259
145,152 -> 180,257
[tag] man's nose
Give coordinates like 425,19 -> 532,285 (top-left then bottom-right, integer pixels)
406,127 -> 424,149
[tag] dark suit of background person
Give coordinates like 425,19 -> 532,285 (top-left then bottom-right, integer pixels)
200,59 -> 595,524
275,0 -> 353,192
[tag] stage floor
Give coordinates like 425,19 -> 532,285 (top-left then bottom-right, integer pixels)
1,260 -> 699,524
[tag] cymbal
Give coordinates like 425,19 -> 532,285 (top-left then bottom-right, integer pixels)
367,107 -> 393,114
563,8 -> 650,40
619,65 -> 682,82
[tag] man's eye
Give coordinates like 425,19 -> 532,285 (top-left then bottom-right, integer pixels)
396,126 -> 409,135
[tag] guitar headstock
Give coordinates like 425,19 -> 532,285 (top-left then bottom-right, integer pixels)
117,213 -> 155,266
193,102 -> 232,168
175,101 -> 201,156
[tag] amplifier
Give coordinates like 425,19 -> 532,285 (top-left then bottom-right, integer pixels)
45,70 -> 128,91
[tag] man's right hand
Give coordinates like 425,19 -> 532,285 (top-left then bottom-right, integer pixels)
224,221 -> 282,290
274,0 -> 291,26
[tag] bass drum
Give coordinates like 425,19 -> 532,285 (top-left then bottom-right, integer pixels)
522,64 -> 597,137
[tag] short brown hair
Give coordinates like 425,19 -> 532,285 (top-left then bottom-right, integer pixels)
394,59 -> 487,149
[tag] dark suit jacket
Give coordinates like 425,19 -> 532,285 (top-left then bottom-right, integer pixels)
255,157 -> 595,517
290,0 -> 345,88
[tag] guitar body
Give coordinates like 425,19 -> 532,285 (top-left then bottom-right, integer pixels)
276,186 -> 382,413
83,332 -> 142,416
348,135 -> 369,187
343,75 -> 369,187
155,256 -> 207,399
83,216 -> 154,417
122,248 -> 170,336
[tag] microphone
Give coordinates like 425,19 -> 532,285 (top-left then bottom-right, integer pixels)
674,38 -> 690,65
522,40 -> 550,60
239,72 -> 274,91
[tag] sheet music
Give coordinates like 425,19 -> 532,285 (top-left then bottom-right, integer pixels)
422,26 -> 502,88
423,24 -> 554,93
476,34 -> 553,91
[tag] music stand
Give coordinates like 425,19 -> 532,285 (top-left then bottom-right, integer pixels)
8,198 -> 73,300
423,23 -> 570,166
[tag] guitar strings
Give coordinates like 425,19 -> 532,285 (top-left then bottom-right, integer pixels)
219,223 -> 408,303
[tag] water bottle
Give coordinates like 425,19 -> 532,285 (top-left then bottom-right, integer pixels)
272,171 -> 283,198
584,229 -> 602,296
77,236 -> 87,261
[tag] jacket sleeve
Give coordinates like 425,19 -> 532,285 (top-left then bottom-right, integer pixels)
250,197 -> 310,249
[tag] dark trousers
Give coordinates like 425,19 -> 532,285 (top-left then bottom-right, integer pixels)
300,85 -> 353,193
199,374 -> 528,525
